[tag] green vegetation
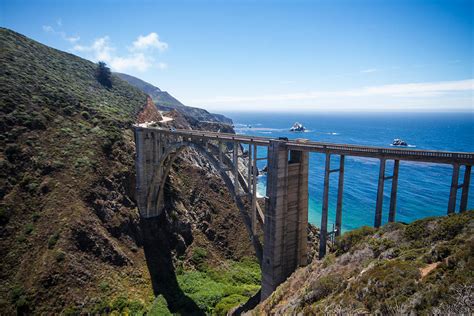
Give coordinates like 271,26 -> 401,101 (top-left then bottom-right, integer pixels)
148,295 -> 173,316
47,232 -> 60,249
10,285 -> 30,314
259,211 -> 474,315
334,225 -> 375,255
176,257 -> 261,314
0,28 -> 149,314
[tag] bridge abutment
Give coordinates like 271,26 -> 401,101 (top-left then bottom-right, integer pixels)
261,140 -> 309,301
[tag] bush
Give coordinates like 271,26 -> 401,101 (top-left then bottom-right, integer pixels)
335,226 -> 375,255
48,232 -> 60,249
191,247 -> 207,266
149,295 -> 172,316
214,294 -> 247,316
55,251 -> 65,262
404,217 -> 434,241
354,260 -> 420,311
62,106 -> 75,116
80,111 -> 90,120
433,213 -> 471,241
24,223 -> 34,235
304,274 -> 342,304
90,296 -> 146,314
10,285 -> 30,313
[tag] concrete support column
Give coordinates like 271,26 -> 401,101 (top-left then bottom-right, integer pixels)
335,155 -> 345,237
460,165 -> 471,212
251,145 -> 258,236
218,141 -> 223,164
134,128 -> 157,218
233,142 -> 239,194
135,128 -> 147,217
290,147 -> 309,267
374,158 -> 386,228
261,140 -> 309,301
388,160 -> 400,222
448,163 -> 460,214
247,144 -> 253,194
319,153 -> 331,259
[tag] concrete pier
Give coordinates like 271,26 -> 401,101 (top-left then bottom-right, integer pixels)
460,165 -> 471,212
335,155 -> 345,237
261,140 -> 309,300
448,164 -> 460,213
388,160 -> 400,222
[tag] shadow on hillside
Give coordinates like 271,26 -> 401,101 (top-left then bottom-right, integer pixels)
140,216 -> 204,316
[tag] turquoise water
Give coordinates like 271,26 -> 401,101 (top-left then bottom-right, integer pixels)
223,112 -> 474,232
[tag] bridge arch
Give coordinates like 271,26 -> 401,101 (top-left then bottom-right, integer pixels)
144,140 -> 263,263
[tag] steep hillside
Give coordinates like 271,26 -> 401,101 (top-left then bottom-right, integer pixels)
253,211 -> 473,315
0,28 -> 257,315
115,72 -> 233,125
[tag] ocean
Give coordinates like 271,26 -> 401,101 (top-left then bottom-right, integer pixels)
222,111 -> 474,232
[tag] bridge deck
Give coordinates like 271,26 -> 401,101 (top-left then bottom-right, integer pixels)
135,126 -> 474,165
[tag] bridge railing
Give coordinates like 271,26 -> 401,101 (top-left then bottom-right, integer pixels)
137,126 -> 474,165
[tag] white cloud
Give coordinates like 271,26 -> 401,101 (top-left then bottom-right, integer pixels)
189,79 -> 474,112
110,53 -> 151,72
42,24 -> 80,43
132,32 -> 168,51
71,35 -> 169,73
72,36 -> 114,61
43,27 -> 168,73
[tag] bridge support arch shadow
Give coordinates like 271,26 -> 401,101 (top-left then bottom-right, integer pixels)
139,215 -> 205,315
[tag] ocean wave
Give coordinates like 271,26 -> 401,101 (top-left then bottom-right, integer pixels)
389,144 -> 417,148
235,127 -> 287,132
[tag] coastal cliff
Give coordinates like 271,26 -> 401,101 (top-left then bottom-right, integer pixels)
251,211 -> 473,315
0,28 -> 256,314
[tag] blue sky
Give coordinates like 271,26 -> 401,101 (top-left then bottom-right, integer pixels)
1,0 -> 473,112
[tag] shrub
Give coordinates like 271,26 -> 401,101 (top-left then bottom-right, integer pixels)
55,251 -> 65,262
149,295 -> 172,316
62,106 -> 75,116
11,285 -> 30,313
191,247 -> 208,266
433,213 -> 471,241
354,260 -> 420,311
335,226 -> 375,255
114,297 -> 145,314
48,232 -> 60,249
24,223 -> 34,235
404,217 -> 435,241
214,294 -> 247,316
304,274 -> 342,304
31,212 -> 40,222
80,111 -> 90,120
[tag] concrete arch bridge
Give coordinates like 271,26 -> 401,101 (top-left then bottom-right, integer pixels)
134,126 -> 473,300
